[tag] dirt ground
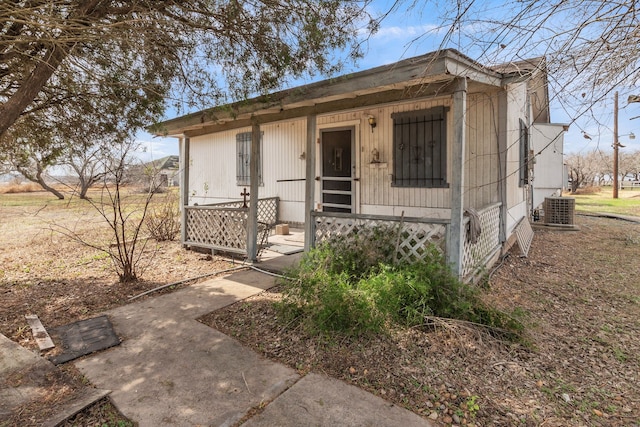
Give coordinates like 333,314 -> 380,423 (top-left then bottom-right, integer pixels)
0,192 -> 233,425
2,192 -> 640,426
202,215 -> 640,427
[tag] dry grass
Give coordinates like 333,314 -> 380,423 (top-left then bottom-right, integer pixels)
571,186 -> 602,195
0,191 -> 232,426
0,182 -> 46,194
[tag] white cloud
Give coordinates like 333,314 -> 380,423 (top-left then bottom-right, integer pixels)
372,24 -> 441,40
134,132 -> 179,163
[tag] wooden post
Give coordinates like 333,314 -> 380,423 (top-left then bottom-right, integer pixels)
446,77 -> 467,277
246,123 -> 260,262
304,115 -> 317,252
497,90 -> 508,243
180,136 -> 190,246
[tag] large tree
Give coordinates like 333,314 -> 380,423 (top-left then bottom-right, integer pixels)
0,44 -> 166,198
0,1 -> 373,138
0,113 -> 67,198
397,0 -> 640,126
565,150 -> 605,192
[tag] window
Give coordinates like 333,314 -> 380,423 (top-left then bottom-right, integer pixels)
392,107 -> 448,188
236,131 -> 263,186
519,119 -> 529,187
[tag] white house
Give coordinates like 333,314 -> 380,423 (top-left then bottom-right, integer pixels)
153,49 -> 566,279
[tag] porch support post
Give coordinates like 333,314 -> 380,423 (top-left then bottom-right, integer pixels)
446,77 -> 467,277
247,122 -> 260,262
180,135 -> 190,247
304,114 -> 317,252
497,90 -> 508,243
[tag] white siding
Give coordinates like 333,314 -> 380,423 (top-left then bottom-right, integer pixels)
188,119 -> 307,223
531,123 -> 566,209
465,92 -> 501,209
186,88 -> 521,224
504,82 -> 529,214
317,97 -> 453,217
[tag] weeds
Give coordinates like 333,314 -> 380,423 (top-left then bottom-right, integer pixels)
466,395 -> 480,418
278,228 -> 525,340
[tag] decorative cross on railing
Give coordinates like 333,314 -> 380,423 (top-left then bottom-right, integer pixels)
240,187 -> 250,208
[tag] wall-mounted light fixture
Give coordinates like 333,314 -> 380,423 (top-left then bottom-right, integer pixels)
368,115 -> 377,132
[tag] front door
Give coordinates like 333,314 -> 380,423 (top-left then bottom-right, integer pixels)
321,128 -> 354,213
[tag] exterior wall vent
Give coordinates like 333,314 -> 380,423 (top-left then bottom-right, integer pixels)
544,197 -> 575,225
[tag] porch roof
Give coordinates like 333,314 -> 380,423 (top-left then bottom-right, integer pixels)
152,49 -> 540,138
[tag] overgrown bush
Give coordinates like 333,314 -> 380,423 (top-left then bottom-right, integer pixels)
145,192 -> 180,241
279,229 -> 524,340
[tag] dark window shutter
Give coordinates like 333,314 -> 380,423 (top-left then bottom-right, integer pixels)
236,131 -> 263,186
519,119 -> 529,187
392,107 -> 448,188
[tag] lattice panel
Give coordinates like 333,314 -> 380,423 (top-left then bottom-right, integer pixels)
313,214 -> 447,263
461,204 -> 501,277
205,197 -> 279,226
514,217 -> 534,257
185,208 -> 247,251
396,222 -> 446,263
257,197 -> 278,226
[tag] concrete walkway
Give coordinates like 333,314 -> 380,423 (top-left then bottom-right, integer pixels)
74,254 -> 432,426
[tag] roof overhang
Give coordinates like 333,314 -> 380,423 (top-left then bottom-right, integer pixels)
151,49 -> 516,138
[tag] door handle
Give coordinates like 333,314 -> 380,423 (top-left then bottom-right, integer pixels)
353,178 -> 360,181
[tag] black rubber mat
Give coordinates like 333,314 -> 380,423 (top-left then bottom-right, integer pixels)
48,315 -> 120,365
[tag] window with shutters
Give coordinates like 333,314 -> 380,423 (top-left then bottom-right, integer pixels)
236,131 -> 263,186
519,119 -> 529,187
392,107 -> 448,188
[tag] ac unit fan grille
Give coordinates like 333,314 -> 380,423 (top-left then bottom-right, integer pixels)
544,197 -> 575,225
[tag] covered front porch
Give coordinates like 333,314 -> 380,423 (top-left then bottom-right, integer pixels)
160,50 -> 537,279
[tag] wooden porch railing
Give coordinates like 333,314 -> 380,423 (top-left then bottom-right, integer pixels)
311,202 -> 503,280
310,211 -> 449,264
183,197 -> 279,254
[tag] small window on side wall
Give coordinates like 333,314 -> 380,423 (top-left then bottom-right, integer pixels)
392,107 -> 448,188
519,119 -> 529,187
236,131 -> 263,186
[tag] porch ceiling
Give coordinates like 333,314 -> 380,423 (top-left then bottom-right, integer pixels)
153,49 -> 505,137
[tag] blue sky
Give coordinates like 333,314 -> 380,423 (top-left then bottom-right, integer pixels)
135,1 -> 640,161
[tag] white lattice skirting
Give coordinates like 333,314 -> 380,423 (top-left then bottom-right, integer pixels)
312,212 -> 448,264
183,197 -> 278,254
461,203 -> 502,278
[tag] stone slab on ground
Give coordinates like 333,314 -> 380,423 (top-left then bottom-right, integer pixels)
266,244 -> 304,255
49,315 -> 120,365
41,388 -> 111,427
75,270 -> 300,427
256,251 -> 303,274
24,314 -> 55,351
241,373 -> 432,427
0,333 -> 110,424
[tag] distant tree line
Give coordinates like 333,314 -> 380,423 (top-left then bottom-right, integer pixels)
565,149 -> 640,192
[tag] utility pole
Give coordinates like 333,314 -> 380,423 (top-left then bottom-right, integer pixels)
613,91 -> 620,199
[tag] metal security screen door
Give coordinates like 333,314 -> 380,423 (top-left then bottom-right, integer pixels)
321,128 -> 354,213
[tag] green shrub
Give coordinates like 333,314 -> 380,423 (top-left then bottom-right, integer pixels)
278,228 -> 524,340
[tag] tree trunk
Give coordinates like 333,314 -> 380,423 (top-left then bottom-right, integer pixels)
0,0 -> 108,137
35,167 -> 64,200
78,176 -> 89,199
0,45 -> 69,138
